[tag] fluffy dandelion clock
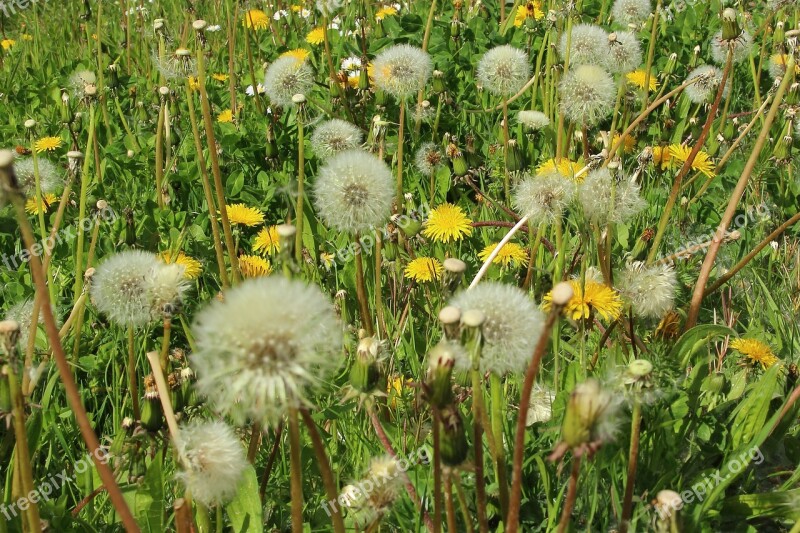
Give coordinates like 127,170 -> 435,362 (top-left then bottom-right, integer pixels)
310,119 -> 363,160
526,385 -> 555,426
710,30 -> 753,65
513,171 -> 577,226
3,299 -> 48,350
372,44 -> 433,99
559,64 -> 616,126
313,149 -> 394,234
450,282 -> 544,375
316,0 -> 342,15
13,157 -> 61,196
603,31 -> 642,74
476,45 -> 530,97
191,276 -> 343,426
611,0 -> 652,25
559,24 -> 610,67
175,420 -> 248,507
517,110 -> 550,131
414,142 -> 445,176
684,65 -> 730,104
578,167 -> 646,225
92,250 -> 161,327
616,261 -> 677,319
263,56 -> 314,107
146,262 -> 191,318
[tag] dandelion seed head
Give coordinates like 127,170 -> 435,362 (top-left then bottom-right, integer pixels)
316,0 -> 343,14
313,150 -> 394,233
146,262 -> 191,317
175,420 -> 248,508
517,110 -> 550,130
310,119 -> 363,160
191,277 -> 343,426
603,31 -> 642,74
559,64 -> 616,126
476,45 -> 531,97
710,29 -> 753,65
684,65 -> 730,104
13,157 -> 61,196
611,0 -> 652,25
3,299 -> 46,351
414,142 -> 445,176
91,251 -> 162,327
264,56 -> 314,107
559,24 -> 610,66
615,261 -> 677,319
372,44 -> 433,99
450,282 -> 544,375
513,171 -> 577,225
578,167 -> 646,225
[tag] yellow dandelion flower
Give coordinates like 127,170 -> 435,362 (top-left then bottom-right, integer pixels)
652,145 -> 672,170
212,73 -> 229,82
1,39 -> 15,50
34,136 -> 62,153
21,34 -> 33,42
238,255 -> 273,278
375,6 -> 398,20
291,4 -> 303,11
513,1 -> 544,27
253,225 -> 281,255
281,48 -> 311,62
306,27 -> 325,45
770,54 -> 800,75
422,203 -> 473,243
543,279 -> 623,321
24,193 -> 57,215
612,133 -> 637,153
225,203 -> 264,226
217,109 -> 234,123
160,251 -> 202,280
346,75 -> 360,89
537,158 -> 584,181
387,374 -> 408,409
478,242 -> 529,267
730,338 -> 780,369
243,9 -> 270,30
626,69 -> 659,91
668,144 -> 716,177
188,76 -> 200,90
404,257 -> 444,282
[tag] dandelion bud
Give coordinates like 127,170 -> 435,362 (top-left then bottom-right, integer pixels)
107,64 -> 119,89
703,371 -> 727,395
448,142 -> 469,177
505,139 -> 525,172
432,70 -> 445,94
350,336 -> 382,392
665,53 -> 678,75
450,19 -> 460,38
439,404 -> 469,466
0,320 -> 21,358
425,341 -> 457,407
774,21 -> 786,48
721,8 -> 741,41
438,305 -> 462,340
192,19 -> 208,31
442,258 -> 467,296
557,379 -> 617,457
66,150 -> 84,176
460,309 -> 485,370
0,368 -> 11,412
358,67 -> 370,91
140,375 -> 164,431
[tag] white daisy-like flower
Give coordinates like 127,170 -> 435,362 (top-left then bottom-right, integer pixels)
341,56 -> 362,73
191,277 -> 343,426
245,83 -> 266,96
450,282 -> 545,376
615,261 -> 677,319
175,420 -> 248,508
313,149 -> 394,234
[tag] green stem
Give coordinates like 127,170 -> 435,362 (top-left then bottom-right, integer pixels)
295,110 -> 305,262
74,104 -> 97,300
620,400 -> 642,533
288,407 -> 304,533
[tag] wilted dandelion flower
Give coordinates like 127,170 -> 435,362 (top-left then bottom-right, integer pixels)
254,225 -> 281,255
603,31 -> 642,74
611,0 -> 652,25
25,193 -> 58,215
559,24 -> 609,66
730,338 -> 780,369
238,255 -> 273,278
404,257 -> 443,282
147,263 -> 191,317
225,204 -> 264,226
578,167 -> 646,225
314,150 -> 394,234
372,44 -> 433,99
478,242 -> 528,267
551,378 -> 620,460
450,282 -> 544,375
513,171 -> 577,225
92,250 -> 161,327
310,119 -> 363,160
34,137 -> 62,153
559,64 -> 615,126
543,279 -> 623,321
13,157 -> 61,195
710,30 -> 753,65
191,276 -> 343,426
517,110 -> 550,130
306,27 -> 326,45
476,45 -> 530,97
263,56 -> 314,107
160,251 -> 202,280
175,420 -> 248,508
616,261 -> 677,319
626,69 -> 658,91
243,9 -> 270,30
526,384 -> 555,426
684,65 -> 730,104
423,203 -> 473,243
155,48 -> 196,80
414,142 -> 445,176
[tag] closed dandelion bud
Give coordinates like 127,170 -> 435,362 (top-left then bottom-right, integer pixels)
350,335 -> 382,392
393,213 -> 422,238
505,139 -> 524,171
0,368 -> 11,413
773,134 -> 790,159
358,67 -> 370,91
704,371 -> 727,395
450,20 -> 460,38
774,22 -> 785,49
664,53 -> 678,76
329,78 -> 343,98
375,88 -> 387,106
449,143 -> 469,176
382,241 -> 397,261
560,379 -> 615,450
460,309 -> 485,370
442,258 -> 466,297
107,64 -> 119,89
276,224 -> 296,261
179,367 -> 198,407
426,341 -> 457,407
168,371 -> 184,412
374,19 -> 385,38
721,8 -> 741,41
432,70 -> 445,94
140,387 -> 164,432
439,405 -> 469,466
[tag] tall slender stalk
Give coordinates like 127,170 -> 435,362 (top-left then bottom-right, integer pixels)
620,399 -> 643,533
128,326 -> 140,420
556,457 -> 582,533
288,407 -> 304,533
432,408 -> 443,533
490,374 -> 510,521
295,104 -> 306,262
354,237 -> 374,337
73,104 -> 97,301
7,361 -> 41,531
300,410 -> 346,533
